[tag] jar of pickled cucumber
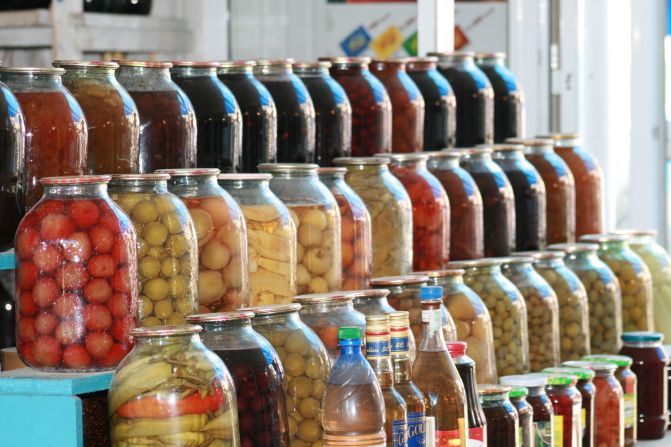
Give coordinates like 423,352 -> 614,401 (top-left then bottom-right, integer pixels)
549,242 -> 623,354
581,234 -> 654,332
108,174 -> 199,327
501,257 -> 561,371
248,303 -> 332,445
334,157 -> 413,276
218,173 -> 297,306
448,258 -> 530,376
258,163 -> 342,294
108,325 -> 240,447
157,168 -> 249,312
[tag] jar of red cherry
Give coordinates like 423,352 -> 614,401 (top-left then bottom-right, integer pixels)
15,175 -> 138,371
537,372 -> 583,447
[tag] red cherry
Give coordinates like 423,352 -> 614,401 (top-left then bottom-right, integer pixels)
83,278 -> 113,304
53,293 -> 83,318
32,336 -> 62,367
55,320 -> 85,345
34,313 -> 58,335
111,267 -> 131,293
40,213 -> 75,242
99,343 -> 130,367
98,210 -> 121,234
112,239 -> 130,265
66,200 -> 100,229
61,232 -> 92,263
111,317 -> 133,343
16,227 -> 39,261
33,244 -> 62,273
17,262 -> 38,290
18,291 -> 38,316
18,341 -> 36,366
89,225 -> 114,254
63,344 -> 92,369
56,263 -> 90,290
88,254 -> 115,278
32,277 -> 59,308
34,200 -> 65,219
83,303 -> 112,330
85,332 -> 113,359
108,293 -> 129,318
18,317 -> 36,341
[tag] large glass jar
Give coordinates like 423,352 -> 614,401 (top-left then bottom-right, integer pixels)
501,257 -> 561,371
460,147 -> 516,256
318,167 -> 372,290
15,175 -> 137,371
0,79 -> 24,251
54,61 -> 139,175
158,168 -> 249,312
217,61 -> 277,172
108,174 -> 198,327
188,312 -> 289,446
108,325 -> 240,447
171,62 -> 242,173
218,173 -> 296,306
254,59 -> 315,163
326,57 -> 392,156
493,144 -> 546,251
499,374 -> 555,447
427,151 -> 484,260
334,157 -> 413,276
540,373 -> 583,447
0,67 -> 87,209
478,384 -> 519,447
406,56 -> 456,150
294,61 -> 351,166
430,52 -> 494,147
509,387 -> 534,447
116,61 -> 196,173
258,163 -> 342,293
449,258 -> 530,375
370,59 -> 425,153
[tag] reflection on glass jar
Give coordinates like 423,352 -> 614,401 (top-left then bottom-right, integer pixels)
0,79 -> 24,251
478,384 -> 519,447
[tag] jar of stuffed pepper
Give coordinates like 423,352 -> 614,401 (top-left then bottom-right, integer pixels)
108,325 -> 240,447
157,168 -> 249,312
478,384 -> 519,447
334,157 -> 413,276
508,386 -> 534,447
108,173 -> 199,327
15,175 -> 138,371
426,151 -> 485,260
218,173 -> 297,306
258,163 -> 342,293
536,372 -> 583,447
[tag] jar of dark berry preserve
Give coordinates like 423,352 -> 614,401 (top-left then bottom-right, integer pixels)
478,384 -> 519,447
0,79 -> 24,251
500,374 -> 555,447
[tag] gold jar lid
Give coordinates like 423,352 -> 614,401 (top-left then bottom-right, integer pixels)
293,291 -> 357,305
244,303 -> 302,316
413,269 -> 465,278
547,243 -> 599,254
186,311 -> 254,323
349,289 -> 391,299
333,157 -> 390,166
131,324 -> 202,337
257,163 -> 319,174
370,275 -> 429,286
155,168 -> 221,177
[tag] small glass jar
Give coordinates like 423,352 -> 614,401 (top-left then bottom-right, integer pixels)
406,56 -> 456,150
254,59 -> 315,163
0,79 -> 24,251
15,175 -> 138,371
334,157 -> 413,276
326,57 -> 392,156
459,147 -> 516,257
116,61 -> 196,173
493,144 -> 546,251
478,384 -> 519,447
217,61 -> 277,172
294,61 -> 352,166
501,257 -> 561,371
0,67 -> 87,209
318,167 -> 372,290
538,373 -> 583,447
370,59 -> 425,153
171,62 -> 243,173
500,374 -> 555,447
108,174 -> 199,327
108,325 -> 240,447
427,151 -> 484,260
258,163 -> 342,293
158,168 -> 249,311
188,312 -> 289,446
509,387 -> 534,447
218,173 -> 297,306
54,61 -> 140,175
449,258 -> 530,376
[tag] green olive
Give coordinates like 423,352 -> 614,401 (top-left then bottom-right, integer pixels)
143,222 -> 169,247
139,256 -> 161,279
144,278 -> 169,301
132,200 -> 159,224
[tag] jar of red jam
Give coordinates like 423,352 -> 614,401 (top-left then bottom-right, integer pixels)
0,67 -> 87,209
0,79 -> 24,251
478,384 -> 519,447
15,175 -> 138,371
500,374 -> 555,447
536,372 -> 583,447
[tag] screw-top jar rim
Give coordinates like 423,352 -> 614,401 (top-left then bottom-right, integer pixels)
293,61 -> 332,70
186,311 -> 255,323
370,275 -> 429,286
501,256 -> 536,265
506,138 -> 554,153
513,251 -> 564,261
219,60 -> 256,68
582,354 -> 633,367
508,386 -> 529,399
131,324 -> 202,337
375,153 -> 429,162
255,58 -> 294,68
529,372 -> 577,386
40,175 -> 111,185
110,173 -> 171,182
258,163 -> 319,174
428,51 -> 476,60
0,67 -> 65,75
447,258 -> 512,269
333,157 -> 390,166
217,173 -> 272,181
405,56 -> 439,68
536,133 -> 582,147
365,314 -> 390,325
580,233 -> 629,243
169,61 -> 221,68
317,167 -> 347,175
547,243 -> 600,254
321,56 -> 372,66
610,229 -> 658,238
621,331 -> 664,343
425,151 -> 462,160
478,384 -> 512,395
244,303 -> 302,316
349,289 -> 391,299
474,52 -> 506,61
492,143 -> 525,153
293,291 -> 358,304
155,168 -> 221,177
460,146 -> 494,156
543,366 -> 595,380
115,60 -> 173,68
562,360 -> 618,374
53,60 -> 119,69
500,374 -> 548,388
412,269 -> 465,278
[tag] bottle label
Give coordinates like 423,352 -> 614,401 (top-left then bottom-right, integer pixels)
518,426 -> 524,447
421,309 -> 441,332
407,411 -> 426,447
390,335 -> 410,353
435,430 -> 462,446
467,426 -> 486,446
425,417 -> 436,447
392,419 -> 408,447
534,420 -> 553,447
365,339 -> 390,360
553,415 -> 563,447
581,408 -> 586,436
624,393 -> 636,429
573,401 -> 582,446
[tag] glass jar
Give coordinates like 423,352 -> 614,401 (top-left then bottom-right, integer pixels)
258,163 -> 342,293
549,242 -> 623,355
187,312 -> 289,446
318,167 -> 372,290
537,373 -> 583,447
427,151 -> 485,260
171,62 -> 242,173
15,175 -> 137,371
0,269 -> 15,350
108,174 -> 199,327
449,342 -> 488,445
334,157 -> 413,276
218,173 -> 296,306
217,61 -> 277,173
500,374 -> 555,447
116,61 -> 196,173
581,234 -> 654,332
493,144 -> 546,251
459,147 -> 516,257
0,79 -> 24,251
0,67 -> 87,209
54,61 -> 139,175
406,56 -> 456,150
448,258 -> 530,376
158,168 -> 249,311
326,57 -> 392,156
369,59 -> 425,153
478,384 -> 519,447
294,61 -> 352,166
430,52 -> 494,147
108,325 -> 239,447
475,53 -> 524,143
509,387 -> 534,447
501,257 -> 561,371
254,59 -> 315,163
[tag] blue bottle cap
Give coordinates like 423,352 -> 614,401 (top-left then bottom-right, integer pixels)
621,331 -> 664,343
419,285 -> 443,301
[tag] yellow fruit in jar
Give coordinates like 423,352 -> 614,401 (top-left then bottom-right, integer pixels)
298,397 -> 320,419
147,247 -> 163,259
161,212 -> 183,234
141,316 -> 162,327
201,240 -> 232,270
137,238 -> 148,258
286,331 -> 309,355
166,313 -> 186,325
301,208 -> 328,231
216,226 -> 242,256
132,200 -> 160,224
117,194 -> 143,215
161,257 -> 180,278
190,209 -> 214,245
298,224 -> 323,247
144,278 -> 170,301
176,297 -> 196,315
447,294 -> 477,321
297,244 -> 305,263
169,275 -> 188,298
168,235 -> 189,258
140,295 -> 153,318
289,376 -> 312,399
324,268 -> 340,290
139,256 -> 161,279
285,353 -> 307,376
297,419 -> 321,442
304,248 -> 332,275
308,277 -> 329,293
199,197 -> 233,227
143,222 -> 169,247
305,357 -> 324,379
289,209 -> 300,227
310,379 -> 325,399
199,270 -> 226,305
297,265 -> 311,286
154,299 -> 174,319
222,256 -> 244,289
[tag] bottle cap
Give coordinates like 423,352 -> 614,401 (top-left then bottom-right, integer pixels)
562,360 -> 618,375
338,326 -> 362,340
447,341 -> 467,357
508,386 -> 529,399
389,311 -> 410,328
621,331 -> 664,343
543,366 -> 595,381
419,285 -> 443,301
529,372 -> 577,386
582,354 -> 633,368
500,374 -> 548,388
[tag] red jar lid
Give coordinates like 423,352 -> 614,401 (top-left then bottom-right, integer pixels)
40,175 -> 111,185
370,275 -> 429,286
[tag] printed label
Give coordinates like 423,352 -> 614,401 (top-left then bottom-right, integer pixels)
624,393 -> 636,429
553,415 -> 563,447
425,417 -> 436,447
572,402 -> 582,447
518,426 -> 524,447
534,420 -> 553,447
407,411 -> 426,447
467,426 -> 486,447
436,429 -> 462,446
581,408 -> 586,436
365,339 -> 390,359
421,309 -> 441,332
392,419 -> 408,447
390,335 -> 410,354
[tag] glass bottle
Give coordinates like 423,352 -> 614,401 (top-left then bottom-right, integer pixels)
0,79 -> 24,251
478,385 -> 519,447
500,374 -> 555,447
539,372 -> 584,447
115,61 -> 196,173
449,341 -> 487,446
508,387 -> 534,447
0,269 -> 15,350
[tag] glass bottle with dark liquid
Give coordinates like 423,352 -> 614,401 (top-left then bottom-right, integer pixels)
449,341 -> 487,446
0,79 -> 24,251
478,385 -> 519,447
